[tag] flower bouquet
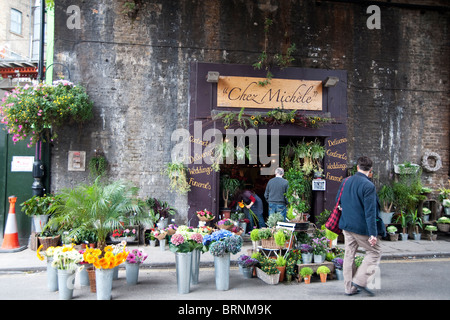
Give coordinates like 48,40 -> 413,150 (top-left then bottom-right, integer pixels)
196,209 -> 215,222
110,228 -> 124,242
152,229 -> 167,241
169,225 -> 204,253
167,223 -> 178,235
123,228 -> 137,241
51,244 -> 84,271
126,248 -> 148,264
202,229 -> 243,257
83,243 -> 128,270
217,218 -> 234,230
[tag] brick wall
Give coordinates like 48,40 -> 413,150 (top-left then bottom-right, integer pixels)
52,0 -> 450,222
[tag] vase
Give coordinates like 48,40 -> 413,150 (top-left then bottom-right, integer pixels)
79,265 -> 90,286
214,253 -> 230,291
46,258 -> 58,292
149,239 -> 156,247
113,266 -> 119,280
242,267 -> 253,279
191,249 -> 201,285
175,252 -> 192,294
159,239 -> 166,251
302,253 -> 313,264
313,254 -> 325,264
57,269 -> 75,300
335,268 -> 344,280
125,262 -> 140,285
33,214 -> 49,233
96,268 -> 114,300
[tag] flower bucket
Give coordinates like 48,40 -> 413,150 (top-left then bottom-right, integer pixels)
214,253 -> 230,291
96,268 -> 114,300
113,266 -> 119,280
47,258 -> 58,292
242,267 -> 253,279
125,262 -> 140,285
33,215 -> 49,233
302,253 -> 313,264
57,269 -> 75,300
159,239 -> 166,251
79,265 -> 90,286
175,252 -> 192,294
313,254 -> 325,264
191,249 -> 201,285
335,269 -> 344,280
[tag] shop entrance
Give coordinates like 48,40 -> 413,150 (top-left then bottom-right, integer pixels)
188,62 -> 348,226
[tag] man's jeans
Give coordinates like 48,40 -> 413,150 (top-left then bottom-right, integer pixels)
268,203 -> 287,221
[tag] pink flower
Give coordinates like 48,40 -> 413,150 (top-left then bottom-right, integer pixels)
190,233 -> 203,244
171,233 -> 185,246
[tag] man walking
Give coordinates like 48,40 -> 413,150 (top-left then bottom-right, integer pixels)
337,156 -> 384,296
264,167 -> 289,220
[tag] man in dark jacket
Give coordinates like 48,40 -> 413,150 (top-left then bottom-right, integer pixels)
264,167 -> 289,220
336,156 -> 382,296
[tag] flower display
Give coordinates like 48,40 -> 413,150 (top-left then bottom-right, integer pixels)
300,243 -> 312,253
311,237 -> 328,255
169,225 -> 204,253
36,245 -> 56,261
50,244 -> 84,271
332,257 -> 343,270
126,248 -> 148,264
123,228 -> 136,237
0,80 -> 93,146
237,255 -> 258,268
20,194 -> 58,216
83,242 -> 128,269
196,209 -> 214,221
202,229 -> 242,257
111,229 -> 124,239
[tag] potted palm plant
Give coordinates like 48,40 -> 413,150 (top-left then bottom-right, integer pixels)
47,178 -> 151,251
395,211 -> 412,241
378,184 -> 395,225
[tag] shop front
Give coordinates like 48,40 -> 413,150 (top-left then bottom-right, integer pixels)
186,62 -> 347,226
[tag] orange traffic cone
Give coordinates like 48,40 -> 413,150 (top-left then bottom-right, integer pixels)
1,196 -> 26,252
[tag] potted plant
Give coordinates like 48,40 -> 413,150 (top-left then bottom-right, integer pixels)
387,225 -> 399,241
219,175 -> 240,218
146,197 -> 177,229
395,211 -> 412,241
425,225 -> 437,241
237,255 -> 258,279
275,255 -> 287,282
146,230 -> 156,246
125,248 -> 148,285
436,217 -> 450,232
250,228 -> 261,250
422,207 -> 431,222
332,257 -> 344,280
442,199 -> 450,216
300,243 -> 313,264
285,258 -> 296,282
51,244 -> 84,300
284,168 -> 310,223
394,161 -> 420,174
299,267 -> 313,284
20,194 -> 58,233
411,210 -> 423,240
256,257 -> 280,285
0,80 -> 93,146
46,178 -> 151,251
164,161 -> 191,195
266,212 -> 285,228
378,184 -> 395,225
311,237 -> 328,263
316,265 -> 331,283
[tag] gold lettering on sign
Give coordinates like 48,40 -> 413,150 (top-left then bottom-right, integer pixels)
217,76 -> 322,110
189,178 -> 212,190
188,166 -> 214,176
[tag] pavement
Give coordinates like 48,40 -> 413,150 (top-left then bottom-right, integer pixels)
1,235 -> 450,272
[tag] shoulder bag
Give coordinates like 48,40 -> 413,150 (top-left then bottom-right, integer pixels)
325,177 -> 349,235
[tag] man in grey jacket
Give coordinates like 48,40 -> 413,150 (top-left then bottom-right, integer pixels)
264,167 -> 289,220
337,156 -> 382,296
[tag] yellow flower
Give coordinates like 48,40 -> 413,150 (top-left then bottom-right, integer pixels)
238,201 -> 245,208
36,244 -> 45,261
311,120 -> 316,124
251,116 -> 255,120
104,246 -> 113,252
290,118 -> 295,123
253,120 -> 258,125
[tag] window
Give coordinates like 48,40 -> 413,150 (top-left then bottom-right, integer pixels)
11,9 -> 22,35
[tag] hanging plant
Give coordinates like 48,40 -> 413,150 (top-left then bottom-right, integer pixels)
0,79 -> 93,147
88,155 -> 108,178
164,161 -> 191,195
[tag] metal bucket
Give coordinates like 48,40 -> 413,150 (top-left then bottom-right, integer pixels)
176,251 -> 192,294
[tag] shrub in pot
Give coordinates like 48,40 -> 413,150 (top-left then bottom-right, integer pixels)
316,266 -> 331,283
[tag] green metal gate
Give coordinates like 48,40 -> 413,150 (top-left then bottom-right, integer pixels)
0,127 -> 50,246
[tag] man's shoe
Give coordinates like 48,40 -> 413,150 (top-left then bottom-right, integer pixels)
352,282 -> 375,296
345,288 -> 360,296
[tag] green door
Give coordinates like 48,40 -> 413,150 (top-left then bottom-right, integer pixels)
0,126 -> 50,246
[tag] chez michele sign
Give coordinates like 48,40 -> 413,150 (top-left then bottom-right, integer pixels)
217,76 -> 323,110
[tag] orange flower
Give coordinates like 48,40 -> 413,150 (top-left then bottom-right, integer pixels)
238,201 -> 245,208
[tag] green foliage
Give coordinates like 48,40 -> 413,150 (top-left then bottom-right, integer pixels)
20,194 -> 58,216
274,229 -> 286,246
258,228 -> 272,240
299,267 -> 313,278
266,213 -> 285,228
260,257 -> 280,275
378,184 -> 394,212
275,255 -> 286,267
316,266 -> 331,274
387,225 -> 397,234
0,80 -> 93,146
250,228 -> 261,241
220,175 -> 241,208
88,155 -> 108,179
284,168 -> 310,217
164,161 -> 191,195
